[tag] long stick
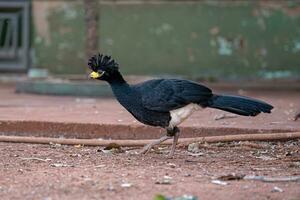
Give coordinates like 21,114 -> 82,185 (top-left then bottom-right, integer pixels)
0,132 -> 299,146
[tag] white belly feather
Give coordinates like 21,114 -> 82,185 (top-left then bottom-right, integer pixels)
169,103 -> 203,128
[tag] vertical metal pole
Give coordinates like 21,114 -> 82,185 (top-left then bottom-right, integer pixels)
11,15 -> 18,58
0,19 -> 5,47
3,19 -> 11,50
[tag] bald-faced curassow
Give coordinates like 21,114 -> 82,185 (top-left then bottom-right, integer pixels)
88,54 -> 273,157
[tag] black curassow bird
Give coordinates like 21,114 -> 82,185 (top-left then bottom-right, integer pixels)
88,54 -> 273,157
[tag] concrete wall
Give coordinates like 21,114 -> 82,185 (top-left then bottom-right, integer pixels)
32,1 -> 300,80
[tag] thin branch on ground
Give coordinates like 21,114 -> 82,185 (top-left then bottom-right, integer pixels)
20,157 -> 52,162
0,132 -> 299,147
244,175 -> 300,182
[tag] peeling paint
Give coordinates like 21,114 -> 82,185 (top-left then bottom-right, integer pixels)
217,36 -> 232,56
259,48 -> 268,57
209,26 -> 219,35
150,23 -> 173,35
292,40 -> 300,53
257,17 -> 266,30
190,32 -> 198,39
259,1 -> 300,17
210,39 -> 216,47
259,70 -> 293,79
216,36 -> 245,56
105,38 -> 114,46
63,6 -> 78,20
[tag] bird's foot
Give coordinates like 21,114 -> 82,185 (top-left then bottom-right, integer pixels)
166,144 -> 177,158
139,135 -> 172,155
166,152 -> 175,159
139,144 -> 152,155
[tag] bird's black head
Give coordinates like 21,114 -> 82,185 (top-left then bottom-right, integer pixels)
88,54 -> 120,82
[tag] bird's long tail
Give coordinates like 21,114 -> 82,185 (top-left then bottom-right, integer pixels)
207,94 -> 273,116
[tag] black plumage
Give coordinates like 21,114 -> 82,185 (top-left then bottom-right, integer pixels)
208,95 -> 273,116
88,54 -> 273,156
136,79 -> 212,112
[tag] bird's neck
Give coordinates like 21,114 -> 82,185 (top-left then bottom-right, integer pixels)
107,72 -> 139,111
109,78 -> 136,111
107,71 -> 127,85
108,71 -> 131,94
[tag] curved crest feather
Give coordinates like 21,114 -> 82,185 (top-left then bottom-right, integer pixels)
88,54 -> 119,71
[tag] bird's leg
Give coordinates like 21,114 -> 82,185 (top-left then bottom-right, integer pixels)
168,127 -> 180,157
140,127 -> 180,155
140,135 -> 172,154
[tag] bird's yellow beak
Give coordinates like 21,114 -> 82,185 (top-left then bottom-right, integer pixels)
89,71 -> 104,79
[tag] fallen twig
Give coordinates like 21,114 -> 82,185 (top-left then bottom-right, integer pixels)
0,132 -> 300,147
20,157 -> 51,162
217,173 -> 245,181
50,163 -> 74,167
244,175 -> 300,182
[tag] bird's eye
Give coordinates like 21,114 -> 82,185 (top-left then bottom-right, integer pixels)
98,70 -> 105,76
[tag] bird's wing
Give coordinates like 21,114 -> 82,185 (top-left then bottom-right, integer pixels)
133,79 -> 213,112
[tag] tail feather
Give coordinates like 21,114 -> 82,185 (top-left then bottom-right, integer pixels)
208,94 -> 273,116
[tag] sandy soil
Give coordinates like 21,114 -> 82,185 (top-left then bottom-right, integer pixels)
0,140 -> 299,200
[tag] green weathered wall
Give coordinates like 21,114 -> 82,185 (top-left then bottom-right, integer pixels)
33,1 -> 300,80
33,3 -> 86,74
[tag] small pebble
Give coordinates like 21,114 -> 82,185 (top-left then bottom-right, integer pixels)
184,173 -> 192,177
168,163 -> 176,168
107,185 -> 115,191
211,179 -> 228,186
155,175 -> 173,185
121,183 -> 132,188
272,186 -> 283,193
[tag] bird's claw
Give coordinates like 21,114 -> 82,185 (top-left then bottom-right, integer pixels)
166,150 -> 175,159
139,145 -> 152,155
166,154 -> 174,159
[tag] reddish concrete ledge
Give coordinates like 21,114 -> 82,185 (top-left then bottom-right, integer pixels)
1,85 -> 300,140
0,120 -> 297,140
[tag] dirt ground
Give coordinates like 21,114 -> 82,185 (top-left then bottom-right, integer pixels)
0,140 -> 299,200
0,84 -> 299,199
